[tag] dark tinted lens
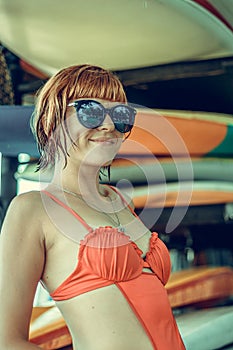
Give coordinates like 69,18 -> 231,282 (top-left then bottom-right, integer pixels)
112,106 -> 135,133
77,101 -> 104,128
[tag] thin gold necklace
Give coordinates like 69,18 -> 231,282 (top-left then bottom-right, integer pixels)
54,185 -> 125,232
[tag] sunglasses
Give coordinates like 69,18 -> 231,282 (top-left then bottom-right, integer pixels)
68,99 -> 137,133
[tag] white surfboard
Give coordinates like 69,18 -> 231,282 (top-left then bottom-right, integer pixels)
0,0 -> 233,75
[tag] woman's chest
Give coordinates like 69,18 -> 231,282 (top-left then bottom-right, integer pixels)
42,213 -> 152,292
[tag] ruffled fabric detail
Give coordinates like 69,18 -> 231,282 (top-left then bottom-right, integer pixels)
80,226 -> 131,248
79,227 -> 144,282
145,232 -> 171,285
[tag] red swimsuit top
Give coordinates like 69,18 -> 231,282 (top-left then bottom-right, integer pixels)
42,189 -> 171,301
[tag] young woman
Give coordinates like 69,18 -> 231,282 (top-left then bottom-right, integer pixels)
0,64 -> 185,349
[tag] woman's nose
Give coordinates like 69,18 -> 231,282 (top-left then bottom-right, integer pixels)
97,113 -> 115,131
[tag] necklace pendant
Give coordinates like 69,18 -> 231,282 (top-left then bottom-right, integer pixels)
118,225 -> 125,233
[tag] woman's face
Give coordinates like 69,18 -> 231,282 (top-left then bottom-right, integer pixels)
63,98 -> 124,167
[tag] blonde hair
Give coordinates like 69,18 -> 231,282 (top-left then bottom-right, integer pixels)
31,64 -> 127,169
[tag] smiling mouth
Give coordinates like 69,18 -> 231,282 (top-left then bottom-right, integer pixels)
89,138 -> 116,144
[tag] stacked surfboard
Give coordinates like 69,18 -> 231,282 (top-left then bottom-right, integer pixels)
115,108 -> 233,205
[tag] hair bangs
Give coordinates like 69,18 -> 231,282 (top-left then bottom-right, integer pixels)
68,67 -> 127,104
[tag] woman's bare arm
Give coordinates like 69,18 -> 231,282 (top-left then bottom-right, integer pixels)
0,193 -> 45,349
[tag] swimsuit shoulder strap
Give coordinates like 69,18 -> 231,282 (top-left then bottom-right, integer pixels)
42,190 -> 93,232
108,185 -> 138,217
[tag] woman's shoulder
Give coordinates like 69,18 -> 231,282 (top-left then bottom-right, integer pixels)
1,191 -> 46,247
11,190 -> 43,207
6,190 -> 45,223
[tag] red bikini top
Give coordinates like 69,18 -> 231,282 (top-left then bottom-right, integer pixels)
42,188 -> 171,301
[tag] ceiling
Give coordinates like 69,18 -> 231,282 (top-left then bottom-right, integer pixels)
0,0 -> 233,75
0,0 -> 233,115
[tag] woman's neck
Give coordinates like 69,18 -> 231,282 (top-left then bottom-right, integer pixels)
51,159 -> 108,199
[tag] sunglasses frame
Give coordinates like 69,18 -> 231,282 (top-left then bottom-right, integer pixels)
68,99 -> 137,133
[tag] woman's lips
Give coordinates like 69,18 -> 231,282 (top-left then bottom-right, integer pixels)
89,138 -> 116,144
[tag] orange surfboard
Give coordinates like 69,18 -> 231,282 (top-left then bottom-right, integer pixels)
120,109 -> 233,157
